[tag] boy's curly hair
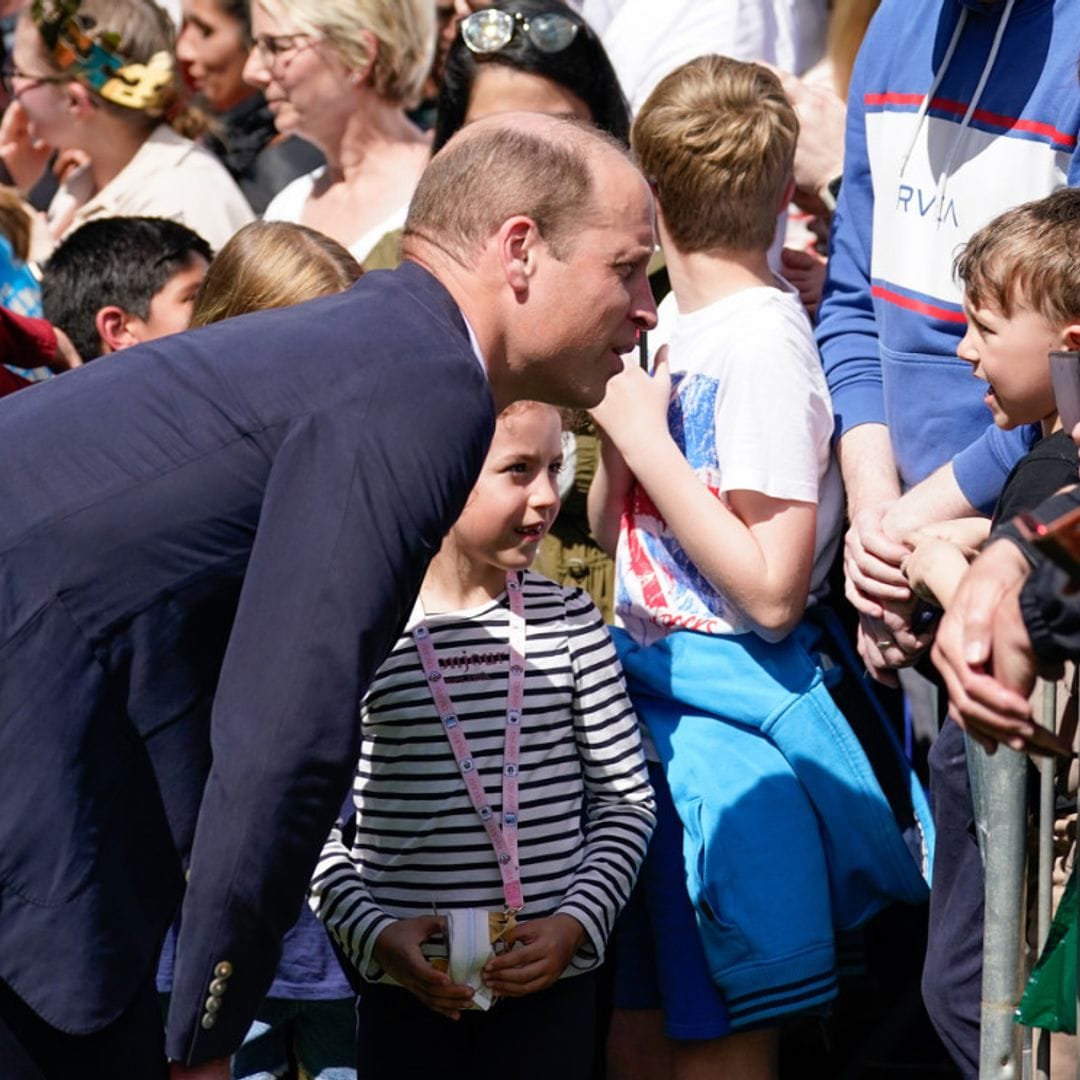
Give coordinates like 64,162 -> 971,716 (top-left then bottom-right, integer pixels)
955,188 -> 1080,326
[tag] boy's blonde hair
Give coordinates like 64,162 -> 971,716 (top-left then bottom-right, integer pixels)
954,188 -> 1080,327
255,0 -> 435,107
190,221 -> 362,327
631,55 -> 797,254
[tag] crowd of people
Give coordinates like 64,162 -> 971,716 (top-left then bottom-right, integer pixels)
0,1 -> 1077,1079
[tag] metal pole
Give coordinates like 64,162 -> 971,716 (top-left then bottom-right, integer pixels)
971,734 -> 1028,1079
1035,680 -> 1057,1080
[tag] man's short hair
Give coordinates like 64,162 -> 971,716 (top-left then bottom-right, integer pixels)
631,55 -> 798,254
403,120 -> 627,264
954,188 -> 1080,326
42,216 -> 213,360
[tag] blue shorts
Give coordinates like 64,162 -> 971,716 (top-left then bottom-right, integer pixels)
612,761 -> 732,1040
234,997 -> 357,1080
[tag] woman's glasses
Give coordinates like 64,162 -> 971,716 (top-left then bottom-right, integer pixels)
0,55 -> 68,96
250,32 -> 318,67
460,9 -> 579,55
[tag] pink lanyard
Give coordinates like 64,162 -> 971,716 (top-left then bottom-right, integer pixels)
411,572 -> 526,913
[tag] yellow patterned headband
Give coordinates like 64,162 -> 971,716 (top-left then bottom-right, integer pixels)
31,0 -> 174,112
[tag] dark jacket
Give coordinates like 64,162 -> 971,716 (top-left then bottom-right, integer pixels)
0,261 -> 494,1065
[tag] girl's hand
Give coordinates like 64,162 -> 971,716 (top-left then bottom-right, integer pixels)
588,346 -> 672,464
481,913 -> 585,998
372,916 -> 475,1019
0,100 -> 52,194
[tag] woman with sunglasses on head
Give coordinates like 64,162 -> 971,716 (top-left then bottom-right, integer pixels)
433,0 -> 631,626
175,0 -> 322,213
433,0 -> 628,151
244,0 -> 434,270
0,0 -> 253,254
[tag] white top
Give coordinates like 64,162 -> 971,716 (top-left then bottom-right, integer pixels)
616,283 -> 843,646
310,571 -> 655,982
263,166 -> 410,264
46,124 -> 254,253
567,0 -> 828,115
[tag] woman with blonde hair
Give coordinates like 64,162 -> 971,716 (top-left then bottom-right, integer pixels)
0,0 -> 253,251
244,0 -> 435,269
175,0 -> 323,213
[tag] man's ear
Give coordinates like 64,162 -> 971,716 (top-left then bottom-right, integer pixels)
495,215 -> 542,296
95,305 -> 142,353
1063,323 -> 1080,351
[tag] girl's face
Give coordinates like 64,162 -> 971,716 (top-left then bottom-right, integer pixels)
9,17 -> 76,149
176,0 -> 252,112
451,405 -> 563,578
464,64 -> 592,126
242,2 -> 353,145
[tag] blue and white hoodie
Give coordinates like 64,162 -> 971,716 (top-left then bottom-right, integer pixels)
817,0 -> 1080,513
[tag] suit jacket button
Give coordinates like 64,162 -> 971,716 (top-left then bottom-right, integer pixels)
200,1013 -> 217,1030
204,996 -> 221,1013
214,961 -> 233,979
209,978 -> 228,996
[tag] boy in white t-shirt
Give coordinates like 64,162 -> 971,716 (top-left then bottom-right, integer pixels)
590,56 -> 932,1079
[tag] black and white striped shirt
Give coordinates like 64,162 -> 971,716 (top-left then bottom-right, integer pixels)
310,571 -> 655,981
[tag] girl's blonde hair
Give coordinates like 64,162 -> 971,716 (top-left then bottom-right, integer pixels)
190,221 -> 362,327
255,0 -> 435,107
0,189 -> 35,262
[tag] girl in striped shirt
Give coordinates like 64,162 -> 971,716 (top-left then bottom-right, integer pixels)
311,401 -> 655,1080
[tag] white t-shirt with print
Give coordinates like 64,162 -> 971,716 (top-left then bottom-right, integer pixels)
616,282 -> 842,647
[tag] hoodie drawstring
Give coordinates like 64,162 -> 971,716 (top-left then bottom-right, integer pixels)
898,0 -> 1017,225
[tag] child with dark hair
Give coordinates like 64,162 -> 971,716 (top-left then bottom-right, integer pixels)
41,215 -> 211,360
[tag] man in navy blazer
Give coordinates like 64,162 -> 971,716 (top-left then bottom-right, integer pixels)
0,114 -> 657,1079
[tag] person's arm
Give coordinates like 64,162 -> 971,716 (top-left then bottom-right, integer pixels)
587,429 -> 633,559
768,67 -> 846,221
308,740 -> 476,1018
308,786 -> 398,981
0,101 -> 52,196
883,461 -> 980,540
901,515 -> 991,607
931,539 -> 1042,750
590,352 -> 818,638
482,592 -> 655,998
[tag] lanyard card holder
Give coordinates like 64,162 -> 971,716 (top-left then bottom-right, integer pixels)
430,908 -> 517,1011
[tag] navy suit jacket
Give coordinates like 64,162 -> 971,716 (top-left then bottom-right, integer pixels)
0,261 -> 495,1065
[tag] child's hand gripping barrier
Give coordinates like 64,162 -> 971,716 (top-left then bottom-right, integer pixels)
430,909 -> 516,1011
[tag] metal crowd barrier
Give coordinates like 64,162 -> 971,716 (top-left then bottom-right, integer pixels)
973,678 -> 1077,1080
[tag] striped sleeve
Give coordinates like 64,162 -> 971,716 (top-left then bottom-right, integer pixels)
308,705 -> 396,980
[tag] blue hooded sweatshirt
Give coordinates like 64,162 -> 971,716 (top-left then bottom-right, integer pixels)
816,0 -> 1080,514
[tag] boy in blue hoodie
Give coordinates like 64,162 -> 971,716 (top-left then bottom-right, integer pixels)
816,0 -> 1080,1070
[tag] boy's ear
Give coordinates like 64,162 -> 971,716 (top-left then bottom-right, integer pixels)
1062,323 -> 1080,351
777,175 -> 796,214
95,305 -> 142,354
